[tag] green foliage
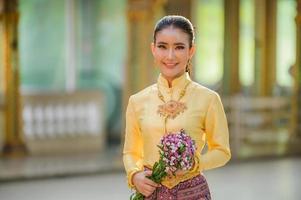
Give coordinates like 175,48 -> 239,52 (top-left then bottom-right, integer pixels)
130,160 -> 167,200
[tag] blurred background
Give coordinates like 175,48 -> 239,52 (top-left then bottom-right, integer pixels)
0,0 -> 300,199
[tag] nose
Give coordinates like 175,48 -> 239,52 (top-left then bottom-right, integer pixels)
167,48 -> 175,59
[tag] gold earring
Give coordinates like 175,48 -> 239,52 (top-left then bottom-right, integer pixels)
186,59 -> 192,74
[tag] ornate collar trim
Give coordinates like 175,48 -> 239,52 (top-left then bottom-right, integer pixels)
157,72 -> 191,89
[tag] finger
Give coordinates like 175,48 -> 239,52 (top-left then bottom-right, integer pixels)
144,191 -> 153,198
144,170 -> 152,176
144,189 -> 155,198
145,178 -> 160,187
177,170 -> 186,176
144,185 -> 156,195
144,170 -> 160,187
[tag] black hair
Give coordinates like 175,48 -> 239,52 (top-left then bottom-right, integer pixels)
153,15 -> 195,48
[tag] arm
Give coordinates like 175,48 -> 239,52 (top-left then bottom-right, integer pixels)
200,93 -> 231,170
123,96 -> 144,188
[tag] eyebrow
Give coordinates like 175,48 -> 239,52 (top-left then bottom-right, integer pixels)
157,42 -> 186,46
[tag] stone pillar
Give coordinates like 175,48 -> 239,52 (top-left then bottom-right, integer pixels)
165,0 -> 191,19
292,0 -> 301,138
0,0 -> 27,156
0,0 -> 4,151
254,0 -> 277,96
125,0 -> 166,99
223,0 -> 240,95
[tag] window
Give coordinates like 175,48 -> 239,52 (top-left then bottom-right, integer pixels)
20,0 -> 66,90
19,0 -> 127,91
276,0 -> 296,87
239,0 -> 255,87
194,0 -> 224,86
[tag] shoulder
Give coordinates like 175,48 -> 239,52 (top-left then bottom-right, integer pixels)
190,81 -> 220,100
127,84 -> 156,114
190,81 -> 226,112
128,84 -> 156,104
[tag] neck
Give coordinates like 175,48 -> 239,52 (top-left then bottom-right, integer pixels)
167,79 -> 172,88
161,76 -> 173,88
162,72 -> 186,88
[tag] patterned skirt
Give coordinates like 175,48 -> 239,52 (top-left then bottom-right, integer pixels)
145,174 -> 211,200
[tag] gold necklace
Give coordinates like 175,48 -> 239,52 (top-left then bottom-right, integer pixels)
157,81 -> 190,120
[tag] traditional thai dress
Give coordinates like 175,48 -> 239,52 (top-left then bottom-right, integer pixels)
123,72 -> 231,199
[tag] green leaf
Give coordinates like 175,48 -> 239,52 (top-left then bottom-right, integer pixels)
130,192 -> 144,200
179,144 -> 186,153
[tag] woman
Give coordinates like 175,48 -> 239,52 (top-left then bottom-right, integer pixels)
123,15 -> 231,200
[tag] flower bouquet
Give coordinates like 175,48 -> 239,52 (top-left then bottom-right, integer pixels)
130,129 -> 196,200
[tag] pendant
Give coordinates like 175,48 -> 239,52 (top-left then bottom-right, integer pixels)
157,100 -> 187,119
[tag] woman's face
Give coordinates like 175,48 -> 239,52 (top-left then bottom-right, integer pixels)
151,27 -> 195,83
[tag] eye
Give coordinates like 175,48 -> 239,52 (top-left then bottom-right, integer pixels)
175,45 -> 185,50
157,45 -> 166,49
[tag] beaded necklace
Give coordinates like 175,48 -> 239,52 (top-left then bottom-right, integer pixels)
157,81 -> 190,132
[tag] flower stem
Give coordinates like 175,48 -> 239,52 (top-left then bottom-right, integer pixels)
130,160 -> 167,200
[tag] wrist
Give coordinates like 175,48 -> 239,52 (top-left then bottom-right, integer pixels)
131,170 -> 142,187
128,169 -> 142,189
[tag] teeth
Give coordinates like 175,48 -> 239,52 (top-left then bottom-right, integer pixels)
165,63 -> 176,66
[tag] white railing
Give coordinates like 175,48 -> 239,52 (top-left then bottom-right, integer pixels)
223,95 -> 291,158
22,90 -> 106,154
23,101 -> 101,139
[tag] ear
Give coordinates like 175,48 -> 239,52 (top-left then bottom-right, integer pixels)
189,44 -> 196,59
151,42 -> 155,57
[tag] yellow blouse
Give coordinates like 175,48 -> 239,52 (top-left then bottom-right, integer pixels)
123,72 -> 231,189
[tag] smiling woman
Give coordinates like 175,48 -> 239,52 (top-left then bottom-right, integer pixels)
151,27 -> 195,87
123,15 -> 231,200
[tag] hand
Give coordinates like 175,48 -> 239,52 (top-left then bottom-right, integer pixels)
166,169 -> 186,177
132,170 -> 160,197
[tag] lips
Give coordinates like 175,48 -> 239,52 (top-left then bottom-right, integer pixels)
163,62 -> 179,68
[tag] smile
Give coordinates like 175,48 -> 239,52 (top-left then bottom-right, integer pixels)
163,62 -> 179,68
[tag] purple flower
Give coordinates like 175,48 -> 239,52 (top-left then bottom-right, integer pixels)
159,129 -> 196,173
130,129 -> 196,200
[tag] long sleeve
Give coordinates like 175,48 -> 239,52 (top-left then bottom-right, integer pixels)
123,96 -> 144,188
200,93 -> 231,170
122,73 -> 231,189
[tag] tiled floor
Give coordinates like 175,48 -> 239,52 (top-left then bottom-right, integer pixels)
0,156 -> 300,200
0,146 -> 122,181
